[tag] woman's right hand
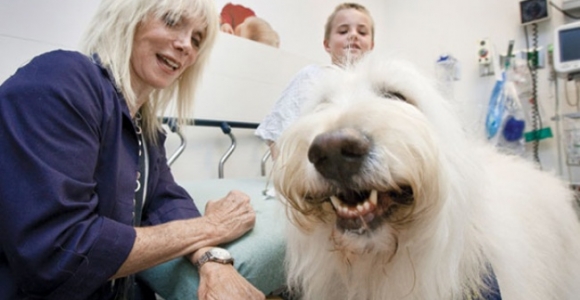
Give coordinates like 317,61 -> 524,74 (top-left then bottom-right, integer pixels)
203,190 -> 256,244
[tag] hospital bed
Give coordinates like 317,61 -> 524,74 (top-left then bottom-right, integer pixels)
138,118 -> 286,300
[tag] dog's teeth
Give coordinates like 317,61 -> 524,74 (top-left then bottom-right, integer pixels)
332,192 -> 379,219
330,196 -> 342,209
363,201 -> 371,211
369,190 -> 378,205
343,207 -> 352,216
349,209 -> 357,218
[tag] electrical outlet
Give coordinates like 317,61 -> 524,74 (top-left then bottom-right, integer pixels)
478,39 -> 494,76
478,39 -> 493,65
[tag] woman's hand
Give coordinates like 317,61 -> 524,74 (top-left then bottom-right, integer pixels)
203,190 -> 256,245
197,262 -> 265,300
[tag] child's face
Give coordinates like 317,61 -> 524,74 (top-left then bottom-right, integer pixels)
324,8 -> 374,66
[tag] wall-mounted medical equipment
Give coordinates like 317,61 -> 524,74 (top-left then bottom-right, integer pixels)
561,113 -> 580,166
478,39 -> 495,76
519,0 -> 551,25
554,21 -> 580,75
562,0 -> 580,16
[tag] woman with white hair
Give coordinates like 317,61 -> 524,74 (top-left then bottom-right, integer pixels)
0,0 -> 263,299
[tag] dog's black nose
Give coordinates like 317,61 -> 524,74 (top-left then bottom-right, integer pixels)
308,128 -> 370,183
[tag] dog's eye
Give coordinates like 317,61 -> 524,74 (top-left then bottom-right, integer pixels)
390,92 -> 407,101
378,89 -> 407,102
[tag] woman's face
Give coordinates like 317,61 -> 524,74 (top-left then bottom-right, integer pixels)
130,13 -> 205,96
324,8 -> 374,66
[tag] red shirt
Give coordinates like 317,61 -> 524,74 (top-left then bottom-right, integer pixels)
220,3 -> 256,28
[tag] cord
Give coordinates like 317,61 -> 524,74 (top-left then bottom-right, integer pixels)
549,47 -> 565,177
524,23 -> 542,165
549,1 -> 580,20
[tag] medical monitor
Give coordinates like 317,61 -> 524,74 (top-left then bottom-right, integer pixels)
520,0 -> 550,25
554,21 -> 580,74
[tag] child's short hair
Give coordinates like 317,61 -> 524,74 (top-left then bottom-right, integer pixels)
323,3 -> 374,42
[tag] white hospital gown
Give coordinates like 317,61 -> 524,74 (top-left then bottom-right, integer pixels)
255,64 -> 338,142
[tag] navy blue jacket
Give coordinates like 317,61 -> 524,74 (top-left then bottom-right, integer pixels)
0,50 -> 201,299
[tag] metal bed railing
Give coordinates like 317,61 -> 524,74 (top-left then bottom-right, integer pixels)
161,117 -> 270,178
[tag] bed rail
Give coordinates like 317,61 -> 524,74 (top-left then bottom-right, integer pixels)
161,117 -> 267,178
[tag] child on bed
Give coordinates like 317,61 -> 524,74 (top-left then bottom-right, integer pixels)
255,2 -> 375,160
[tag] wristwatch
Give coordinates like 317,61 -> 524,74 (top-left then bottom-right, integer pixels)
195,247 -> 234,268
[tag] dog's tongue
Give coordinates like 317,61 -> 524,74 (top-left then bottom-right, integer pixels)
362,212 -> 375,223
336,213 -> 375,234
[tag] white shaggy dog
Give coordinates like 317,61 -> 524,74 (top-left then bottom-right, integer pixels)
272,54 -> 580,300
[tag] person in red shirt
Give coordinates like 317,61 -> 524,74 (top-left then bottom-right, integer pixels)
219,3 -> 279,47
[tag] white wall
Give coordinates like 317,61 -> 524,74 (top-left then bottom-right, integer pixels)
212,0 -> 392,64
377,0 -> 578,182
1,0 -> 579,183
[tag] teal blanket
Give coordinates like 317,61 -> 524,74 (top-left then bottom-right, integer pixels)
138,178 -> 286,300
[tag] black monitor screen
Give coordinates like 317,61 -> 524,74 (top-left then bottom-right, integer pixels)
520,0 -> 549,24
559,27 -> 580,62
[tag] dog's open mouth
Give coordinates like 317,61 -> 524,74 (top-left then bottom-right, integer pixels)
326,186 -> 414,234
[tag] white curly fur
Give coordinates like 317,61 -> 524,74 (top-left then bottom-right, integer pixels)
272,54 -> 580,300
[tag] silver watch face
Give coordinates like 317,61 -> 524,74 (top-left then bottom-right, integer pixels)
197,247 -> 234,267
209,247 -> 231,260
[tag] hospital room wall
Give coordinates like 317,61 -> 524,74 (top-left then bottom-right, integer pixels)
0,0 -> 578,183
201,0 -> 579,183
376,0 -> 577,182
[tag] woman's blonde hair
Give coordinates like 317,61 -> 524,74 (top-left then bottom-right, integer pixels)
323,3 -> 374,43
79,0 -> 219,143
